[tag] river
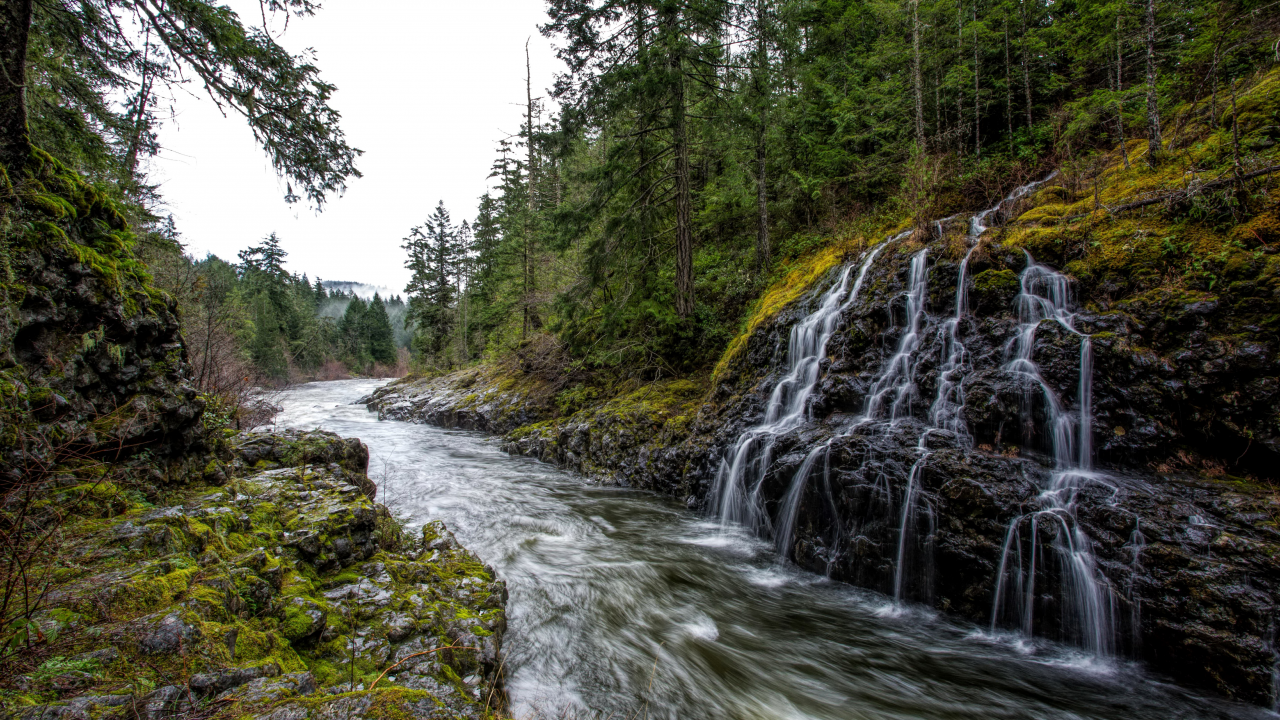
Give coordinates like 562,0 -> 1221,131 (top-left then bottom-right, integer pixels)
269,378 -> 1268,720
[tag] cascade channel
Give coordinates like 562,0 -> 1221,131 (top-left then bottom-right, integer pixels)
989,252 -> 1117,656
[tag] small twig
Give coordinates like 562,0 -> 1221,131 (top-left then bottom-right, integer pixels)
1235,438 -> 1252,466
368,645 -> 479,690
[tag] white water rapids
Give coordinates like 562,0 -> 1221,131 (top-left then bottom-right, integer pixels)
266,380 -> 1264,720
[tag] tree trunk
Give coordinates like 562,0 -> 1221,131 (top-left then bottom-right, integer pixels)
957,0 -> 965,150
523,42 -> 538,340
671,42 -> 694,318
1116,14 -> 1130,168
1144,0 -> 1161,163
973,3 -> 980,156
1231,79 -> 1242,182
1020,0 -> 1033,128
756,123 -> 769,273
125,78 -> 154,178
912,0 -> 925,147
755,0 -> 771,273
935,71 -> 943,137
0,0 -> 33,169
1004,21 -> 1013,142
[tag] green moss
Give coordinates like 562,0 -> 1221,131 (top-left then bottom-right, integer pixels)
973,269 -> 1020,297
714,233 -> 892,379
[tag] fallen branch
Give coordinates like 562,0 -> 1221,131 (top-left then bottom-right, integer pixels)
368,645 -> 480,691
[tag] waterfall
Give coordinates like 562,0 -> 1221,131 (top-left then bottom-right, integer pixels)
932,173 -> 1060,441
970,171 -> 1058,236
926,242 -> 978,441
719,173 -> 1081,619
893,432 -> 932,601
874,177 -> 1062,603
1127,519 -> 1146,653
712,244 -> 886,534
860,249 -> 930,424
774,442 -> 829,557
989,253 -> 1117,657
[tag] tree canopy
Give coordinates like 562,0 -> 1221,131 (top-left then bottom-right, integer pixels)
2,0 -> 360,207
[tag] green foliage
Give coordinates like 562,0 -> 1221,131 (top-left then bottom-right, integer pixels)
25,0 -> 361,207
366,295 -> 397,365
403,201 -> 465,366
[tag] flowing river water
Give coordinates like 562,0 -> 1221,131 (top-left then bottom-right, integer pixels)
269,378 -> 1268,720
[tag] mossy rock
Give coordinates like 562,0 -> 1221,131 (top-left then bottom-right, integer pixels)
972,269 -> 1021,314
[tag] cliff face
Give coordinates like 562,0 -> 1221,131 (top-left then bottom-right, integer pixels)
700,225 -> 1280,705
1,151 -> 203,488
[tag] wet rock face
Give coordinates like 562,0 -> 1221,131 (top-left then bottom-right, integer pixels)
227,429 -> 375,500
703,236 -> 1280,706
366,372 -> 552,435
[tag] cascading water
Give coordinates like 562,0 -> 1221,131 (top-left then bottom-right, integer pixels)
931,172 -> 1060,439
927,240 -> 977,441
721,173 -> 1093,623
893,177 -> 1059,599
989,253 -> 1117,657
893,431 -> 932,601
860,249 -> 931,424
712,244 -> 886,535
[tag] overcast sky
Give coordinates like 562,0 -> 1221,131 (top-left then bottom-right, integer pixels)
148,0 -> 562,293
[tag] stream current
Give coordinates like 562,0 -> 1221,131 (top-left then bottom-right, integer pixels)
270,378 -> 1266,720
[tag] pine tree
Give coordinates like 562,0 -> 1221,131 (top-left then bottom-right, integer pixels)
545,0 -> 734,319
366,293 -> 397,365
339,296 -> 369,365
403,201 -> 461,362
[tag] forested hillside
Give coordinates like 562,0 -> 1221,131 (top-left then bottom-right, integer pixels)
402,0 -> 1279,382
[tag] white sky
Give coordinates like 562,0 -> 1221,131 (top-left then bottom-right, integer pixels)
148,0 -> 561,293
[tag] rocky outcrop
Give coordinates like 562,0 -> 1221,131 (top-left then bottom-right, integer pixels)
697,231 -> 1280,706
1,151 -> 203,491
370,370 -> 554,435
3,431 -> 507,719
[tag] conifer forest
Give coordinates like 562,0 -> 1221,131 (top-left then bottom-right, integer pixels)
2,0 -> 1280,718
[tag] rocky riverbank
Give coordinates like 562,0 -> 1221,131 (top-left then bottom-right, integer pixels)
2,429 -> 507,720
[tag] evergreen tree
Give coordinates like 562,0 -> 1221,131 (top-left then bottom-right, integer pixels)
249,293 -> 288,379
366,293 -> 397,365
545,0 -> 734,319
403,201 -> 461,362
2,0 -> 361,206
339,296 -> 369,364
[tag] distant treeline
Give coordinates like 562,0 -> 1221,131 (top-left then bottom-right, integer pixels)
146,233 -> 409,386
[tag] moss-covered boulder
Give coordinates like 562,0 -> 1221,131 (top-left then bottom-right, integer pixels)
1,431 -> 507,720
970,268 -> 1021,314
